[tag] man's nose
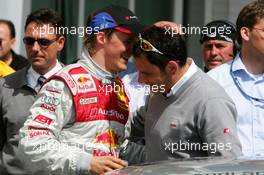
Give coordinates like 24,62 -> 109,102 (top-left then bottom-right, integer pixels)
32,41 -> 41,51
210,46 -> 218,56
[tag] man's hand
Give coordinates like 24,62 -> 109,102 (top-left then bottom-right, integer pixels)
90,156 -> 128,175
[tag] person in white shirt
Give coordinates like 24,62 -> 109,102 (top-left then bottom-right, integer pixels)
122,71 -> 148,113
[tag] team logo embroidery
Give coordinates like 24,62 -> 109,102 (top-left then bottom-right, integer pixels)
114,79 -> 129,111
170,122 -> 177,129
93,129 -> 120,157
79,97 -> 98,105
33,115 -> 53,126
94,129 -> 119,148
46,86 -> 62,94
169,119 -> 180,129
29,130 -> 50,138
41,94 -> 60,106
223,128 -> 230,134
60,73 -> 76,89
40,103 -> 56,112
73,74 -> 97,93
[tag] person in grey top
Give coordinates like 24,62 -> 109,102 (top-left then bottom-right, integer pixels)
126,26 -> 242,163
0,8 -> 65,174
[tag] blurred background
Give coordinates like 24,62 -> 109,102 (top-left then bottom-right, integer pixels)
0,0 -> 250,74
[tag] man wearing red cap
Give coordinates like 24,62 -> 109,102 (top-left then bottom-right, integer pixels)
18,5 -> 143,175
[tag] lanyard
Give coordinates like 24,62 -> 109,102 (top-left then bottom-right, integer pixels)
230,59 -> 264,103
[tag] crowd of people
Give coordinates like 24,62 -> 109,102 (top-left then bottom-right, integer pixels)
0,0 -> 264,174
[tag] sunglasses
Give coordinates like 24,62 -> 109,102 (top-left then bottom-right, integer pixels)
138,33 -> 164,55
138,34 -> 178,61
23,37 -> 57,47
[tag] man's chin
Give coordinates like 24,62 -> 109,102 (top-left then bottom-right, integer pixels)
32,60 -> 44,66
208,63 -> 222,70
32,62 -> 46,70
117,65 -> 127,73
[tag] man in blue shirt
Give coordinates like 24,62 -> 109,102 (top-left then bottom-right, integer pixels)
208,0 -> 264,158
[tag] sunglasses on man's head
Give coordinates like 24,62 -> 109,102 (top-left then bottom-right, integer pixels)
138,34 -> 177,60
138,33 -> 164,55
23,37 -> 57,47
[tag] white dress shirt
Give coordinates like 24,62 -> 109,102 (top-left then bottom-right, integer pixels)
26,60 -> 63,89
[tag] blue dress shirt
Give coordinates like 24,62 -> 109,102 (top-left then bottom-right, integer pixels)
208,53 -> 264,158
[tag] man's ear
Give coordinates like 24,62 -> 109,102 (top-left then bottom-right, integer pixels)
10,38 -> 16,48
240,27 -> 250,42
165,60 -> 178,74
57,36 -> 65,51
96,32 -> 107,45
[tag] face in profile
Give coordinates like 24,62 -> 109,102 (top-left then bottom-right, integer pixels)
245,18 -> 264,57
24,22 -> 64,74
202,39 -> 234,70
103,31 -> 136,73
135,55 -> 169,93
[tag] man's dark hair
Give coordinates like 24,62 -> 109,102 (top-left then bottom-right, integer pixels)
133,26 -> 187,71
236,0 -> 264,44
0,19 -> 16,38
25,8 -> 64,37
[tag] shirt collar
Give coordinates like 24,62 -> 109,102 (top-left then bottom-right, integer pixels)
166,58 -> 198,97
79,48 -> 116,80
44,60 -> 63,78
232,53 -> 264,81
27,60 -> 62,88
28,67 -> 40,88
232,53 -> 247,73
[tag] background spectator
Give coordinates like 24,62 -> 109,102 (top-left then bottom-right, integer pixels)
200,20 -> 237,72
208,0 -> 264,158
0,19 -> 29,71
0,8 -> 65,174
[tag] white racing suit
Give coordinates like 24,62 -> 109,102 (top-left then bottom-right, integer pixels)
18,49 -> 129,174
